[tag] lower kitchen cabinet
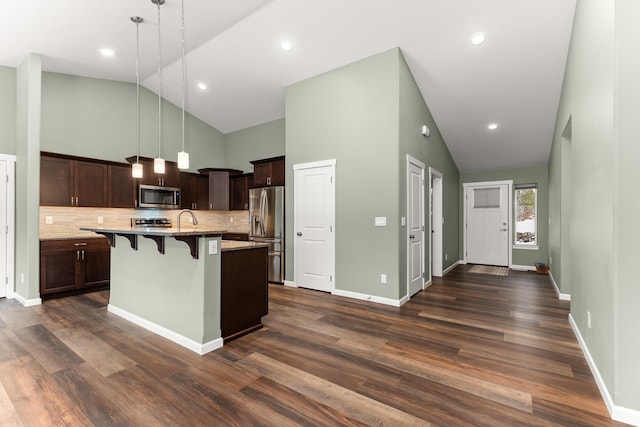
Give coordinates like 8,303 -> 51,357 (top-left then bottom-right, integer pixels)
40,238 -> 110,297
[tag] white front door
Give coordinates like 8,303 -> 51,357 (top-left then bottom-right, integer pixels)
0,160 -> 7,298
465,183 -> 510,266
294,160 -> 335,292
407,156 -> 424,297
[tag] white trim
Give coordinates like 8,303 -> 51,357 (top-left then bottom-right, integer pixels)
284,280 -> 297,288
293,158 -> 336,170
429,167 -> 443,281
443,261 -> 460,275
108,304 -> 223,355
0,154 -> 15,299
424,279 -> 432,288
549,271 -> 571,301
510,264 -> 536,272
512,245 -> 539,250
332,289 -> 406,307
462,180 -> 513,267
13,292 -> 42,307
569,314 -> 640,426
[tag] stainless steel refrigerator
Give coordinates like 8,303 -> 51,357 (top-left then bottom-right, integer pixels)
249,186 -> 284,283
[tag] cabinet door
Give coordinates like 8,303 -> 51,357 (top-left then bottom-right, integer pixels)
230,175 -> 248,210
194,175 -> 209,210
179,172 -> 195,209
252,163 -> 269,188
40,242 -> 78,294
208,171 -> 231,210
74,161 -> 108,207
269,158 -> 285,186
81,243 -> 110,288
40,157 -> 73,206
108,164 -> 135,208
139,159 -> 180,187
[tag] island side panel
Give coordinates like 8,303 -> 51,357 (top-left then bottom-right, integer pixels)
108,236 -> 222,351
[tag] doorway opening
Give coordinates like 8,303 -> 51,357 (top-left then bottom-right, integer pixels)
406,155 -> 425,298
430,168 -> 443,278
0,154 -> 16,299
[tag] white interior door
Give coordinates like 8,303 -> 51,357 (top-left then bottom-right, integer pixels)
430,169 -> 443,277
465,183 -> 510,266
407,156 -> 424,297
0,160 -> 7,298
294,160 -> 335,292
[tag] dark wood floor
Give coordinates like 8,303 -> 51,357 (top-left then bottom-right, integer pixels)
0,266 -> 627,426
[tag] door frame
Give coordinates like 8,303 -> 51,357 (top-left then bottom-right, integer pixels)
462,180 -> 513,267
293,159 -> 336,291
406,155 -> 425,298
429,168 -> 443,279
0,154 -> 16,299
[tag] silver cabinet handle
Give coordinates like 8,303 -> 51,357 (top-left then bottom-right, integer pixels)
296,232 -> 302,236
74,242 -> 88,246
82,250 -> 85,261
76,250 -> 80,261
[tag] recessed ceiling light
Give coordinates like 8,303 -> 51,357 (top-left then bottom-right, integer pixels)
471,33 -> 486,46
488,123 -> 499,130
197,82 -> 207,90
99,48 -> 115,57
281,40 -> 293,52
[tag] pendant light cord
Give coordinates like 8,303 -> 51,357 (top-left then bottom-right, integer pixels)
135,18 -> 141,163
156,0 -> 163,159
181,0 -> 186,153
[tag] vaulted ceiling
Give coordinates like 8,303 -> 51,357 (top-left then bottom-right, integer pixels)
0,0 -> 576,172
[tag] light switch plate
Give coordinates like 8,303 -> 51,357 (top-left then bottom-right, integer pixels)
208,240 -> 218,255
374,217 -> 387,227
401,217 -> 406,226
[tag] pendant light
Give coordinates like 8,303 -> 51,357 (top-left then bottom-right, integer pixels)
152,0 -> 165,174
131,16 -> 144,179
177,0 -> 189,170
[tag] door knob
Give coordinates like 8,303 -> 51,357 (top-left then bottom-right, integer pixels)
500,228 -> 507,231
409,234 -> 415,239
297,232 -> 302,236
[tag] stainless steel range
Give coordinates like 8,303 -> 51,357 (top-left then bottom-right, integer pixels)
131,218 -> 172,228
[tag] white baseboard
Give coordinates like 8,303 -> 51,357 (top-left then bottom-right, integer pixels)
284,280 -> 297,288
569,314 -> 640,426
13,292 -> 42,307
510,264 -> 536,272
331,289 -> 404,307
549,271 -> 571,301
443,261 -> 461,275
108,304 -> 223,355
424,280 -> 432,289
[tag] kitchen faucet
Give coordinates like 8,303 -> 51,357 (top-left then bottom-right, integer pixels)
177,209 -> 198,231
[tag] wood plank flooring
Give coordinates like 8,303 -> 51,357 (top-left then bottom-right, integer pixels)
0,266 -> 628,426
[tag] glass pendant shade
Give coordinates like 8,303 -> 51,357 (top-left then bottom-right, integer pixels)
177,151 -> 189,169
132,162 -> 143,178
154,157 -> 165,174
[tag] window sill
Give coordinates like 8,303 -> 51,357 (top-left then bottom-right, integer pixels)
513,245 -> 539,250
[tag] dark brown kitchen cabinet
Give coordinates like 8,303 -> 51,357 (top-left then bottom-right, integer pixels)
198,168 -> 243,210
40,238 -> 110,298
221,246 -> 268,342
179,172 -> 209,210
126,156 -> 180,188
251,156 -> 285,187
108,163 -> 135,208
229,173 -> 252,210
40,155 -> 108,207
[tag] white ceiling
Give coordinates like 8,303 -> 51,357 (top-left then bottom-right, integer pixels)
0,0 -> 576,172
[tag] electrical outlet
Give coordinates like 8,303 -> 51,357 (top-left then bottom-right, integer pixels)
208,240 -> 218,255
445,253 -> 448,261
380,274 -> 387,284
21,273 -> 24,283
550,256 -> 553,265
97,216 -> 104,224
45,216 -> 53,224
230,217 -> 234,223
587,311 -> 592,329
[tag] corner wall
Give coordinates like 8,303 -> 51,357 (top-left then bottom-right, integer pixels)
0,66 -> 16,155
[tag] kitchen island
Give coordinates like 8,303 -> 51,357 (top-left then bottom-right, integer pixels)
81,227 -> 268,354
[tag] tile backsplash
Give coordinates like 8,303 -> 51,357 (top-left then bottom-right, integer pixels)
39,206 -> 250,239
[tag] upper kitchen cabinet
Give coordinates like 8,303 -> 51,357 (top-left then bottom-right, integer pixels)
179,172 -> 209,210
40,153 -> 108,207
198,168 -> 243,210
230,173 -> 253,210
108,163 -> 135,208
251,156 -> 285,187
126,156 -> 180,188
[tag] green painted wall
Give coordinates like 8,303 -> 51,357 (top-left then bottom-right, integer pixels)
0,66 -> 16,155
225,119 -> 285,173
15,54 -> 42,301
549,0 -> 640,412
398,51 -> 460,290
460,166 -> 548,268
40,72 -> 225,171
286,49 -> 401,299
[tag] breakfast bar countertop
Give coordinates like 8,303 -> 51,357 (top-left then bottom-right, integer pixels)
79,226 -> 226,237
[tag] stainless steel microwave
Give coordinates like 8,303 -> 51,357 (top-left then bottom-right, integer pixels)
138,184 -> 181,209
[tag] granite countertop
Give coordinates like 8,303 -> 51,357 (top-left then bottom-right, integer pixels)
40,234 -> 107,241
79,226 -> 226,237
221,240 -> 269,252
